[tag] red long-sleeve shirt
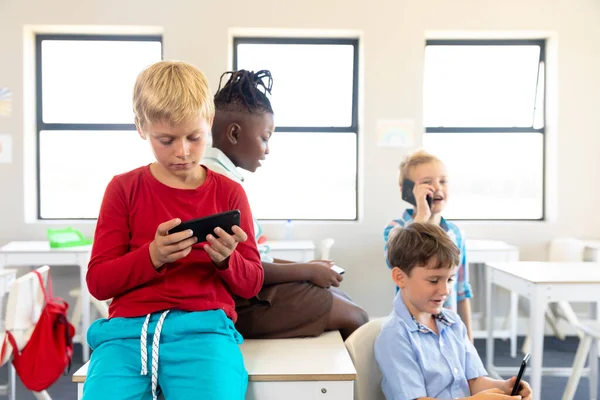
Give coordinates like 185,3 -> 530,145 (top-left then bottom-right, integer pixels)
86,165 -> 264,321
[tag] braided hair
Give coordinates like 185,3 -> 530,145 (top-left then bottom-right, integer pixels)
214,70 -> 273,114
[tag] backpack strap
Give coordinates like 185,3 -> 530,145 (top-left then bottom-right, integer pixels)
32,270 -> 51,303
3,331 -> 20,361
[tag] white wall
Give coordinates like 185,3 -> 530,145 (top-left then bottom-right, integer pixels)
0,0 -> 599,317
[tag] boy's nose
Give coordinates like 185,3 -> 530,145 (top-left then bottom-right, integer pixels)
175,141 -> 190,158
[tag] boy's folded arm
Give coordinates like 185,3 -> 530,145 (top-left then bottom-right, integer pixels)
468,376 -> 507,396
216,247 -> 263,298
86,178 -> 161,300
87,242 -> 161,300
262,262 -> 312,285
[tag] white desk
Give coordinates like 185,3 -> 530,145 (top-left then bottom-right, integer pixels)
73,330 -> 356,399
466,240 -> 520,355
485,262 -> 600,400
265,240 -> 316,262
0,241 -> 92,362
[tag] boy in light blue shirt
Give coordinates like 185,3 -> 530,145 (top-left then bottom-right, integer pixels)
375,223 -> 532,400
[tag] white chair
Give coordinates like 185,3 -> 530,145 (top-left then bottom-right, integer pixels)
561,320 -> 599,400
344,317 -> 388,400
68,288 -> 109,332
0,266 -> 53,400
319,238 -> 335,260
522,238 -> 585,353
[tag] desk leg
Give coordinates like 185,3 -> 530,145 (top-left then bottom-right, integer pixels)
9,366 -> 15,400
486,265 -> 495,373
510,291 -> 518,358
529,286 -> 547,400
78,382 -> 83,400
78,255 -> 91,362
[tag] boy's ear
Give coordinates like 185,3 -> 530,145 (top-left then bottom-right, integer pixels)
227,123 -> 241,145
392,267 -> 408,289
136,124 -> 147,140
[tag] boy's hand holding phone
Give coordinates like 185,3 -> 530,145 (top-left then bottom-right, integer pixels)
149,218 -> 198,269
204,226 -> 248,269
306,260 -> 343,288
412,183 -> 435,222
503,376 -> 532,400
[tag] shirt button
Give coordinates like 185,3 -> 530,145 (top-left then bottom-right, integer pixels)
453,368 -> 458,374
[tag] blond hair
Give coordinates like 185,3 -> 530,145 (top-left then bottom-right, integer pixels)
387,222 -> 459,275
133,61 -> 215,129
399,149 -> 443,185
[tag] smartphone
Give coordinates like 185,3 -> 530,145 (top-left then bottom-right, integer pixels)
511,353 -> 531,395
331,265 -> 345,275
401,178 -> 432,208
169,210 -> 241,242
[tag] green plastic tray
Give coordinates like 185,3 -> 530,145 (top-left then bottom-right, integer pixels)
47,228 -> 93,248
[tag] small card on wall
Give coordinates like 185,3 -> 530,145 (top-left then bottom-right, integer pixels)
0,134 -> 13,163
376,119 -> 415,148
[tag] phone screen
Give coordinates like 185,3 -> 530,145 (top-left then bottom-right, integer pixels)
511,353 -> 530,395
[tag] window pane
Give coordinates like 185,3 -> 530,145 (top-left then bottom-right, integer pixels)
240,132 -> 357,220
423,132 -> 543,220
236,42 -> 355,127
424,44 -> 541,128
39,130 -> 153,219
41,39 -> 162,124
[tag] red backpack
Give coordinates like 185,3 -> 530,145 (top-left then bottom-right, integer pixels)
2,269 -> 75,391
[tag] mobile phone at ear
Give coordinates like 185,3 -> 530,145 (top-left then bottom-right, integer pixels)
169,210 -> 241,242
401,178 -> 432,208
511,353 -> 530,395
331,265 -> 345,275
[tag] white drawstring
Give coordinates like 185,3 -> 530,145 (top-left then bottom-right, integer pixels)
140,310 -> 170,400
140,314 -> 151,376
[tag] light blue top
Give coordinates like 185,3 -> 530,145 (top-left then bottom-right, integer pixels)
374,292 -> 487,400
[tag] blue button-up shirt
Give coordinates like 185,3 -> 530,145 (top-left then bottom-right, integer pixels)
374,292 -> 487,400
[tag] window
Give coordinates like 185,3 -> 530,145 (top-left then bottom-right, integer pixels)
423,40 -> 545,220
36,34 -> 162,219
233,38 -> 359,220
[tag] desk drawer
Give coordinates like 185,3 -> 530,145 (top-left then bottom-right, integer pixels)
246,380 -> 353,400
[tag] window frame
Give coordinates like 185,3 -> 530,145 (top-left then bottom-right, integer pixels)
232,37 -> 360,221
424,39 -> 546,221
35,33 -> 163,220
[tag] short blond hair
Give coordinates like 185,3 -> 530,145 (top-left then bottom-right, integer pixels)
399,149 -> 443,185
133,61 -> 215,129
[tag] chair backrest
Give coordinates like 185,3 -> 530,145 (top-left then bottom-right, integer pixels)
1,266 -> 50,364
344,317 -> 388,400
548,238 -> 585,262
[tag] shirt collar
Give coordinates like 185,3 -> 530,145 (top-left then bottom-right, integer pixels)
403,208 -> 449,232
393,291 -> 455,334
202,147 -> 244,183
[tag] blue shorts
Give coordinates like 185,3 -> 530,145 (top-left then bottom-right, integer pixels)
82,309 -> 248,400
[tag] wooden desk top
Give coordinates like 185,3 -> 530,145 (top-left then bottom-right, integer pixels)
487,261 -> 600,284
73,331 -> 356,383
